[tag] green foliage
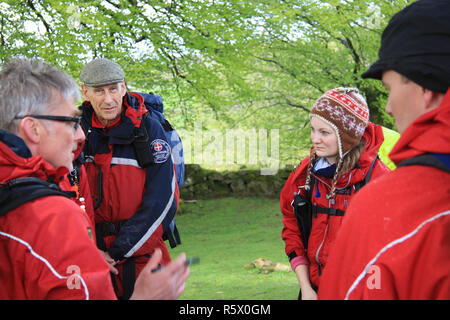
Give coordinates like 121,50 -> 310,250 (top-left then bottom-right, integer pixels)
0,0 -> 411,165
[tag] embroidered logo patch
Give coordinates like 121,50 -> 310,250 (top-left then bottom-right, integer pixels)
150,139 -> 171,163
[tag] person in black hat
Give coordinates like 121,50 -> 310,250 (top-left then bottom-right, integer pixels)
318,0 -> 450,299
79,58 -> 181,299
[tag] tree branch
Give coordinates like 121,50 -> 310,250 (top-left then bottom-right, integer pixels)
26,0 -> 52,34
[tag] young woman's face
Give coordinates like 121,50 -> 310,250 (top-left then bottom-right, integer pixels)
310,116 -> 339,164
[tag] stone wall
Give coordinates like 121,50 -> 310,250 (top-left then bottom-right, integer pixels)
180,164 -> 294,199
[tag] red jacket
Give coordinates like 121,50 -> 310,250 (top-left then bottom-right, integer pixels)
318,90 -> 450,300
80,92 -> 179,298
0,130 -> 116,300
80,92 -> 178,266
281,122 -> 389,288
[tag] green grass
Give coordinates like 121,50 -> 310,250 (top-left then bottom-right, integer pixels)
168,197 -> 299,300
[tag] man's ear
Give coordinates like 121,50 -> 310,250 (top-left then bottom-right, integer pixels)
81,84 -> 89,100
120,81 -> 127,96
422,88 -> 445,111
18,117 -> 41,145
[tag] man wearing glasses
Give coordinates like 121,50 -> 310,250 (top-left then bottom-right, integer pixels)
0,57 -> 189,299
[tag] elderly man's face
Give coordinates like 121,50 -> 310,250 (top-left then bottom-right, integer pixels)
82,82 -> 126,127
382,70 -> 427,134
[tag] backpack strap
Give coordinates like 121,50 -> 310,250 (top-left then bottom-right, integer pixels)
162,220 -> 182,248
311,155 -> 379,216
291,155 -> 378,255
351,154 -> 379,193
161,118 -> 174,131
312,205 -> 346,217
397,153 -> 450,173
132,118 -> 155,168
0,177 -> 76,216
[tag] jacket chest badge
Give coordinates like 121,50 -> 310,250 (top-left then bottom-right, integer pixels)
150,139 -> 171,163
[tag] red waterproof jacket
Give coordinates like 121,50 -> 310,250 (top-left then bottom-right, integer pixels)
0,130 -> 116,300
281,122 -> 390,288
80,93 -> 178,261
318,90 -> 450,300
80,92 -> 179,297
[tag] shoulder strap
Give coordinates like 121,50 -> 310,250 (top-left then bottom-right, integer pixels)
310,155 -> 379,216
397,153 -> 450,173
132,118 -> 155,168
0,177 -> 76,217
351,155 -> 378,194
364,154 -> 378,184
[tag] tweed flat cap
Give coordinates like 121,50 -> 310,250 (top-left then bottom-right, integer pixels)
80,58 -> 125,87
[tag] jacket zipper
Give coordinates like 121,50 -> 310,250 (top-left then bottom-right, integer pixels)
316,223 -> 328,276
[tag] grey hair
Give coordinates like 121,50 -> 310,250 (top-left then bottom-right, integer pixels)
0,57 -> 81,133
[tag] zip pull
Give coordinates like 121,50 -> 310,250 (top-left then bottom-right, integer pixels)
328,197 -> 335,208
315,180 -> 321,198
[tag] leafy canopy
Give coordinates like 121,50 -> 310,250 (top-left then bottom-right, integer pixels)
0,0 -> 413,164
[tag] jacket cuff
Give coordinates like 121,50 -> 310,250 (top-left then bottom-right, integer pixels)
108,247 -> 124,262
290,256 -> 309,271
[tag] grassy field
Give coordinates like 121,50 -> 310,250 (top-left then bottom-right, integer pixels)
168,197 -> 299,300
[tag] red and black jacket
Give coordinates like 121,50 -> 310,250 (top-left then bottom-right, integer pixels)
80,92 -> 179,264
0,129 -> 116,299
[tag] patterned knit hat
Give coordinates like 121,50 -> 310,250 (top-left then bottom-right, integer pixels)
309,87 -> 369,158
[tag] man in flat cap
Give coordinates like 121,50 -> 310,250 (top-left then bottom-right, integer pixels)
318,0 -> 450,299
79,58 -> 179,299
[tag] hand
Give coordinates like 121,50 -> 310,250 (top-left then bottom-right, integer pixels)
130,248 -> 190,300
300,285 -> 318,300
99,250 -> 119,275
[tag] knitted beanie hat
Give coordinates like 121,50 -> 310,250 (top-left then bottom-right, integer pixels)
309,87 -> 369,158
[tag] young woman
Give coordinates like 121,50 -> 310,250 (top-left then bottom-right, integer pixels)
280,87 -> 390,300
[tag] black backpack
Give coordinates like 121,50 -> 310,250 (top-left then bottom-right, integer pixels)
0,177 -> 75,217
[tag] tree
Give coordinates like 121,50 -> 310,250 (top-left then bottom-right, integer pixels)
0,0 -> 413,164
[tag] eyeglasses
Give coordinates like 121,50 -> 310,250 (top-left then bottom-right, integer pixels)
14,115 -> 81,130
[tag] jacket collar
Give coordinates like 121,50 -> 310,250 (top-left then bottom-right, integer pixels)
0,129 -> 32,159
0,130 -> 68,183
80,92 -> 149,149
81,92 -> 147,129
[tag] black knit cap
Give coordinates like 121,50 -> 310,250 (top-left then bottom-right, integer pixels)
362,0 -> 450,93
